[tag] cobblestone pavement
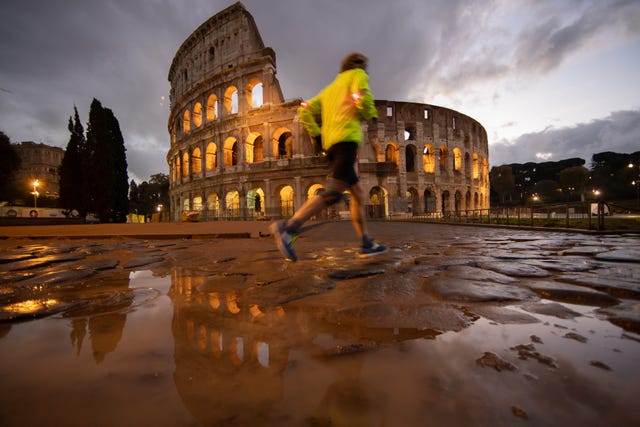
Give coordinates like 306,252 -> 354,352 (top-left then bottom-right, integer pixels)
0,221 -> 639,426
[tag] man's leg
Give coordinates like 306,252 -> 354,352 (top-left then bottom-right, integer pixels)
348,181 -> 368,240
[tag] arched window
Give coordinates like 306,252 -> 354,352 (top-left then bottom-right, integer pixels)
423,144 -> 435,173
473,153 -> 479,179
182,152 -> 189,177
439,147 -> 449,171
405,144 -> 416,172
453,148 -> 462,171
193,102 -> 202,127
225,190 -> 240,218
245,133 -> 263,163
224,137 -> 238,166
273,128 -> 293,159
385,142 -> 399,166
183,110 -> 191,134
206,142 -> 217,170
279,186 -> 294,217
224,86 -> 238,114
206,94 -> 218,121
247,78 -> 263,108
192,147 -> 202,174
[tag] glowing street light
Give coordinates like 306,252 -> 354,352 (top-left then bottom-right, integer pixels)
629,163 -> 639,206
31,179 -> 40,208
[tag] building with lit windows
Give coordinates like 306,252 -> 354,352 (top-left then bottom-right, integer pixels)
166,2 -> 489,222
14,141 -> 64,199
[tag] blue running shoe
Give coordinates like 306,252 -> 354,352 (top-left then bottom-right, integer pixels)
358,241 -> 388,258
269,220 -> 298,261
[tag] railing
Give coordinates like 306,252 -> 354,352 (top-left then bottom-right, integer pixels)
406,201 -> 634,231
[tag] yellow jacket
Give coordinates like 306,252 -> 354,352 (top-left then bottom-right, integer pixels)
298,68 -> 377,151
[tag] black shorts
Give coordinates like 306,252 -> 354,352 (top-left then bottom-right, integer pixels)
326,141 -> 358,186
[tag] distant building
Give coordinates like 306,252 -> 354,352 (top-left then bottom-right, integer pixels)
166,2 -> 489,222
14,141 -> 64,198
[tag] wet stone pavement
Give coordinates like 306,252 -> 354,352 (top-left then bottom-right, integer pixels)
0,221 -> 639,426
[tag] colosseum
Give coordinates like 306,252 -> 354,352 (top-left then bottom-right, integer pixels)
166,2 -> 489,222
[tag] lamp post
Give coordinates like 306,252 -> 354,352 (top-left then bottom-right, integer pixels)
32,179 -> 39,208
629,163 -> 639,207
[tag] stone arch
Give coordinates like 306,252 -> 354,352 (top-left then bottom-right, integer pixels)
441,190 -> 450,214
183,198 -> 190,211
192,147 -> 202,174
454,191 -> 462,214
225,190 -> 240,218
224,85 -> 239,114
473,153 -> 479,179
474,192 -> 479,209
182,152 -> 190,177
205,142 -> 217,170
307,183 -> 325,200
223,137 -> 238,166
277,185 -> 294,217
207,192 -> 220,217
273,128 -> 293,159
245,132 -> 264,163
453,147 -> 462,172
193,102 -> 203,127
183,109 -> 191,134
465,190 -> 471,212
247,187 -> 265,218
369,186 -> 387,218
247,77 -> 263,109
406,187 -> 418,213
385,142 -> 399,166
464,152 -> 471,176
423,189 -> 436,213
439,146 -> 449,172
193,195 -> 203,211
423,144 -> 435,173
405,144 -> 417,173
206,94 -> 218,121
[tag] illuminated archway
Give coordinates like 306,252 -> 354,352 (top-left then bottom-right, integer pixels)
223,137 -> 238,166
385,142 -> 399,166
224,86 -> 239,114
225,190 -> 240,218
193,102 -> 202,127
192,147 -> 202,174
206,142 -> 217,170
182,152 -> 190,177
206,94 -> 218,121
279,185 -> 294,217
369,186 -> 387,218
247,78 -> 263,109
245,132 -> 264,163
273,128 -> 293,159
423,144 -> 435,173
247,188 -> 265,217
182,110 -> 191,134
207,192 -> 220,217
453,148 -> 462,171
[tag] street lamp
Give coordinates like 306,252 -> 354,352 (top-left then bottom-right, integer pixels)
31,179 -> 40,208
629,163 -> 639,206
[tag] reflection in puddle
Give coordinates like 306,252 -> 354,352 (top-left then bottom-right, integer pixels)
0,266 -> 638,426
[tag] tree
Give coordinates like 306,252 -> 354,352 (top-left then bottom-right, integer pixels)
128,173 -> 169,218
59,107 -> 86,216
534,179 -> 562,203
490,165 -> 515,205
85,99 -> 129,222
559,166 -> 590,201
0,131 -> 21,202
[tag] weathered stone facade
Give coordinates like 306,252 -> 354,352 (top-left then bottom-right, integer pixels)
167,2 -> 489,222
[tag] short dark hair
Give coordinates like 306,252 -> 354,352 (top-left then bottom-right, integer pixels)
341,52 -> 368,72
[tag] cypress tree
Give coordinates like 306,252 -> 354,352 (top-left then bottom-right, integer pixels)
85,98 -> 129,222
0,131 -> 21,202
59,107 -> 86,216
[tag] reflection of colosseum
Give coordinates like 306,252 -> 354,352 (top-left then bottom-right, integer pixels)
167,2 -> 489,222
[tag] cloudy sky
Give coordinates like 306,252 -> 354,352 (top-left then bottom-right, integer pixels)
1,0 -> 639,183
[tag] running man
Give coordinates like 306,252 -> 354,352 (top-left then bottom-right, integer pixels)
270,52 -> 387,261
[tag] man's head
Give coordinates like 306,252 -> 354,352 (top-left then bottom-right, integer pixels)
341,52 -> 368,72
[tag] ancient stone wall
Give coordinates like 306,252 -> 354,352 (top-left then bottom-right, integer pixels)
166,2 -> 489,222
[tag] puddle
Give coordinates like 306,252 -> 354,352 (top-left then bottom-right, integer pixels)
0,267 -> 639,426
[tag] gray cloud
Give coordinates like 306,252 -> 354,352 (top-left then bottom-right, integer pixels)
0,0 -> 638,182
490,109 -> 640,167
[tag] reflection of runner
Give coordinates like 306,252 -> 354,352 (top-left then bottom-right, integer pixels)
270,52 -> 388,262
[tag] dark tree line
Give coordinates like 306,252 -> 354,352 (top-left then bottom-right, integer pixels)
128,173 -> 169,219
59,99 -> 129,222
0,131 -> 22,202
490,151 -> 640,205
